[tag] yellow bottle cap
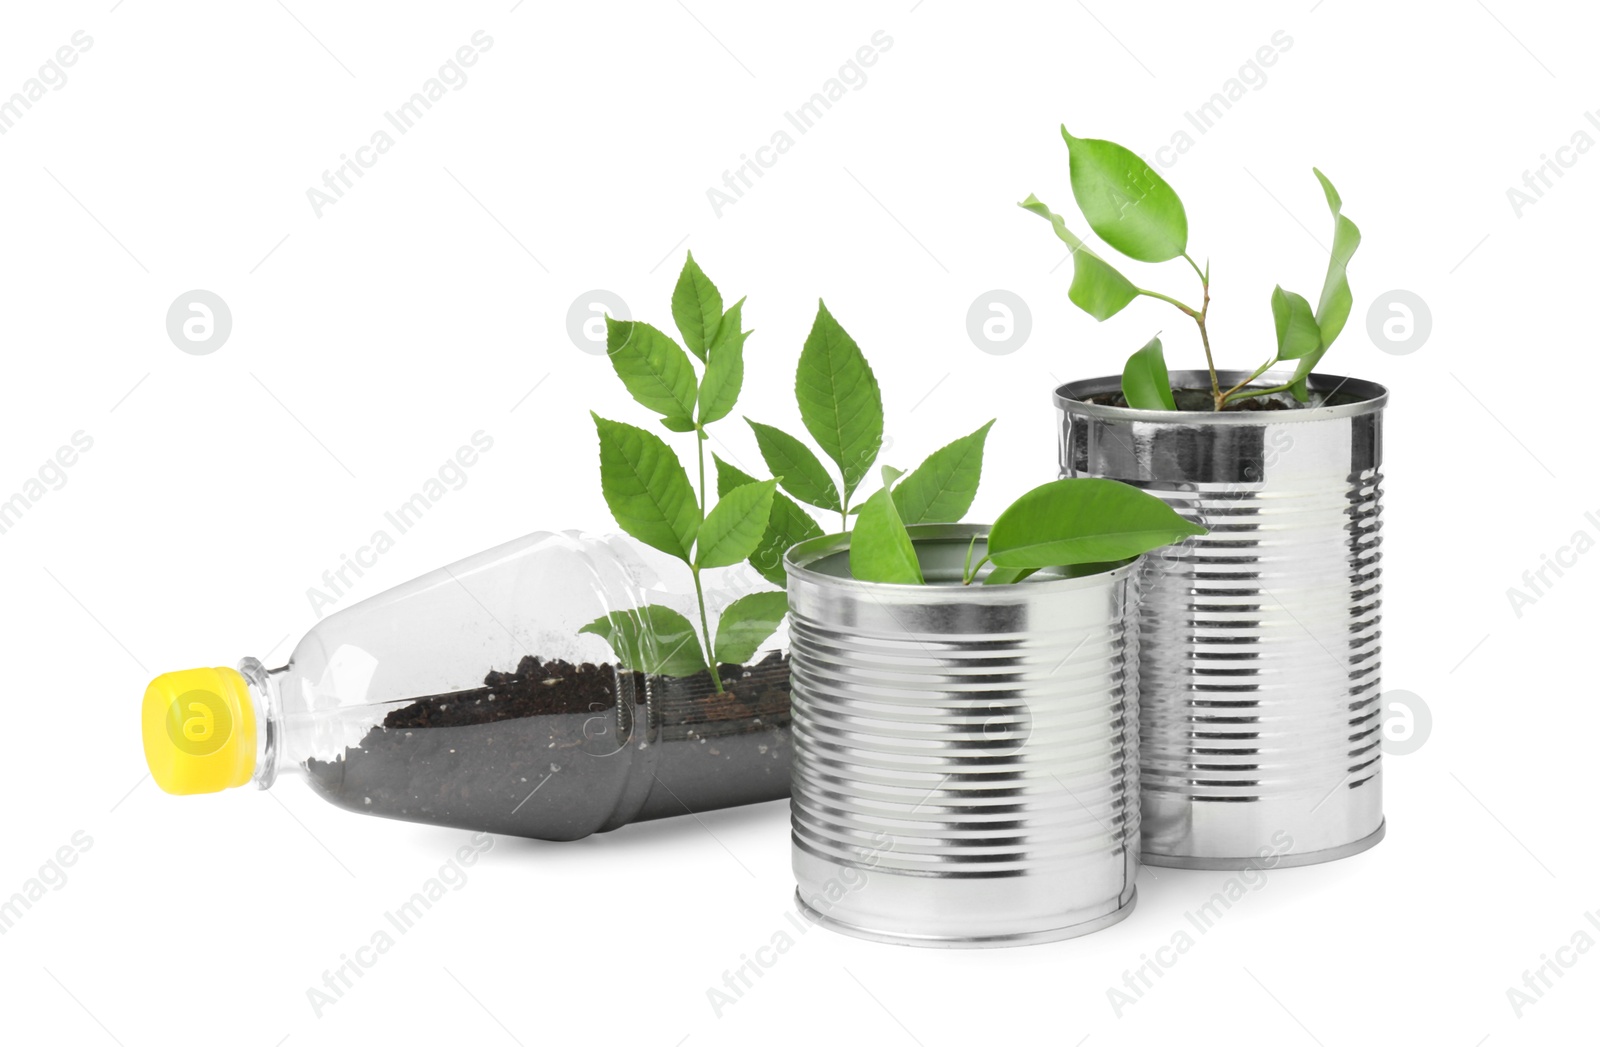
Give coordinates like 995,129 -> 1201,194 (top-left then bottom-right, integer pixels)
142,666 -> 257,795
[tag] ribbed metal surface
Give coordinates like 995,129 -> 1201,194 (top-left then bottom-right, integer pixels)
785,525 -> 1140,946
1058,371 -> 1387,868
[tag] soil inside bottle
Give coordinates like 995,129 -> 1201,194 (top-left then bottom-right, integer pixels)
304,652 -> 791,841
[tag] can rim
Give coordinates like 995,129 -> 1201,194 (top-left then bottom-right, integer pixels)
784,522 -> 1141,596
1054,370 -> 1388,424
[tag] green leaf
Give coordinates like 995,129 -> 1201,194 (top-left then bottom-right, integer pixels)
849,467 -> 923,584
795,301 -> 884,498
696,479 -> 777,569
714,298 -> 746,350
713,591 -> 790,665
1270,285 -> 1321,362
1310,168 -> 1360,346
746,419 -> 841,512
670,251 -> 722,362
1121,336 -> 1176,410
715,454 -> 825,587
987,478 -> 1207,569
603,318 -> 698,427
592,413 -> 699,563
1019,194 -> 1140,321
983,565 -> 1039,586
1060,126 -> 1188,262
698,298 -> 748,426
580,605 -> 706,677
1290,168 -> 1361,397
892,420 -> 994,524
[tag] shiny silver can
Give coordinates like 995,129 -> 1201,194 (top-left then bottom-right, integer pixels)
1057,370 -> 1388,869
784,524 -> 1141,947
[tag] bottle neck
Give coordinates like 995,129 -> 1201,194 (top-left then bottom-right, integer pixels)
237,656 -> 284,790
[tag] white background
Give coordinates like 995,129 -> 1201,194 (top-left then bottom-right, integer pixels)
1,1 -> 1595,1043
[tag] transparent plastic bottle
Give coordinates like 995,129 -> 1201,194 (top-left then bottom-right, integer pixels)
140,531 -> 792,840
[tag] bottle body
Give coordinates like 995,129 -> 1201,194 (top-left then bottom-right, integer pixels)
240,531 -> 790,840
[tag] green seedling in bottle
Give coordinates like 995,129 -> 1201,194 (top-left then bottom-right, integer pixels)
583,253 -> 786,691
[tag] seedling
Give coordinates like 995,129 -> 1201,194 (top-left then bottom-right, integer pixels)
583,253 -> 786,692
733,299 -> 995,579
1021,126 -> 1360,411
850,469 -> 1206,585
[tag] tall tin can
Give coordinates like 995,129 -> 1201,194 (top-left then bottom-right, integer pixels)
1057,370 -> 1388,869
784,524 -> 1141,947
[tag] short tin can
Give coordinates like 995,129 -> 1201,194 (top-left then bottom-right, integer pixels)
785,524 -> 1141,946
1057,370 -> 1388,869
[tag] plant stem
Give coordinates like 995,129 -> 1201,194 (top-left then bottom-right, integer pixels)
1226,380 -> 1297,402
692,426 -> 724,692
1192,275 -> 1221,410
1219,360 -> 1276,403
1137,288 -> 1198,317
696,427 -> 708,513
1173,253 -> 1225,410
1139,268 -> 1219,408
690,565 -> 724,693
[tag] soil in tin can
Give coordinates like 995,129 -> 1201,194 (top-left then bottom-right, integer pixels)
1085,386 -> 1369,411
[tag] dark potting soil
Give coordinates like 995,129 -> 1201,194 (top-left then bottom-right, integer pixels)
304,651 -> 791,841
1085,387 -> 1369,411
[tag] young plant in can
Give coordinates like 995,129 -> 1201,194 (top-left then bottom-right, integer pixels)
1020,126 -> 1360,411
